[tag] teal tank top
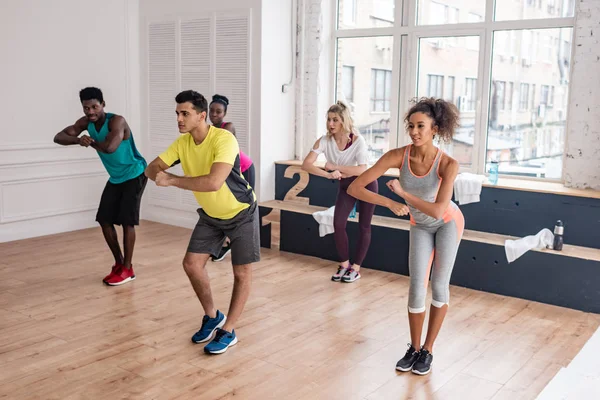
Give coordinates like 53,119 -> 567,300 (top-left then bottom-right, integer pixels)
87,113 -> 147,184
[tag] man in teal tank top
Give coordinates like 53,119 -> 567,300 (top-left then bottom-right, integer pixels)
53,87 -> 147,286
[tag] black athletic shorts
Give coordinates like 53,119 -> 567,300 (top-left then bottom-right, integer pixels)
187,201 -> 261,265
96,173 -> 147,226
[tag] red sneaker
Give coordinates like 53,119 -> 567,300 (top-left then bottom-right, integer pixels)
103,264 -> 123,284
105,265 -> 136,286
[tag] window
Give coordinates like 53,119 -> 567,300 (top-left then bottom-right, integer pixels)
427,74 -> 444,98
540,85 -> 550,105
494,81 -> 506,111
342,0 -> 356,26
418,0 -> 484,25
506,82 -> 514,110
426,2 -> 458,25
338,0 -> 394,29
489,26 -> 572,179
342,65 -> 355,103
335,36 -> 393,164
497,0 -> 574,20
547,0 -> 557,15
445,76 -> 455,102
464,78 -> 477,111
332,0 -> 575,179
543,34 -> 554,62
519,83 -> 530,110
371,69 -> 392,112
418,36 -> 480,168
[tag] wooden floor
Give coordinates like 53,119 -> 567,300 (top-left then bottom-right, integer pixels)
1,221 -> 599,400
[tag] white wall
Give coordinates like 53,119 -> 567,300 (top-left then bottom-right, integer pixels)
260,0 -> 296,199
563,0 -> 600,190
0,0 -> 140,242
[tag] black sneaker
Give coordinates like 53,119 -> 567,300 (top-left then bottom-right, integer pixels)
412,348 -> 433,375
211,244 -> 231,262
395,344 -> 420,372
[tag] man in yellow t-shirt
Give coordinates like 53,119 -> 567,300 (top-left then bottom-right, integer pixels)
145,90 -> 259,355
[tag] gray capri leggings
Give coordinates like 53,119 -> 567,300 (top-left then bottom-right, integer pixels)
408,206 -> 464,313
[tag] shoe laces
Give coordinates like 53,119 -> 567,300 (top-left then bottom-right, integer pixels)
417,348 -> 430,362
405,343 -> 416,357
344,268 -> 355,276
336,266 -> 347,275
200,315 -> 210,330
213,328 -> 228,342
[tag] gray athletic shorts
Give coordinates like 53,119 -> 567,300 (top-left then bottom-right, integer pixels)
187,202 -> 261,265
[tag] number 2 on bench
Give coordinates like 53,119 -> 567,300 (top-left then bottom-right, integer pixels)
283,166 -> 310,204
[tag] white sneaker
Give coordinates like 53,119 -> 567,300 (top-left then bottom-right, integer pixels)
331,266 -> 349,282
342,268 -> 361,283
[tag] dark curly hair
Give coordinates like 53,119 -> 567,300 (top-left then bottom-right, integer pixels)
404,97 -> 460,143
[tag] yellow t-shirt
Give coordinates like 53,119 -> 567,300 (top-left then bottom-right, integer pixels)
159,126 -> 255,219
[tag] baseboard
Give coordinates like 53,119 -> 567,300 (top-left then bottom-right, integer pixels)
0,206 -> 198,243
0,210 -> 98,243
142,205 -> 197,230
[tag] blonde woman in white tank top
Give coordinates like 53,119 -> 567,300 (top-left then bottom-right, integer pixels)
302,102 -> 379,283
348,98 -> 464,376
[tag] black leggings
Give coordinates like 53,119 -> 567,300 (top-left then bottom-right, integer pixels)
242,163 -> 255,189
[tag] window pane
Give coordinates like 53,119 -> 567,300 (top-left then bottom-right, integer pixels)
487,28 -> 572,179
445,76 -> 455,101
493,81 -> 506,111
417,0 -> 485,25
338,0 -> 394,29
416,35 -> 480,169
506,82 -> 514,110
495,0 -> 574,20
376,70 -> 385,100
336,37 -> 394,164
342,66 -> 355,102
427,74 -> 444,97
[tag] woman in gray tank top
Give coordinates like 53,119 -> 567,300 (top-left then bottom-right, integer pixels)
348,98 -> 463,376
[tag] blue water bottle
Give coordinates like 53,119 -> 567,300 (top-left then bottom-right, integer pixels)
349,202 -> 357,219
488,161 -> 499,185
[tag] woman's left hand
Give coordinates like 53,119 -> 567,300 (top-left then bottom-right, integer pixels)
386,179 -> 404,196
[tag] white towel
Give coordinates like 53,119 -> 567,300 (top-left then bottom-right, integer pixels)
312,206 -> 336,237
504,228 -> 554,263
454,173 -> 486,205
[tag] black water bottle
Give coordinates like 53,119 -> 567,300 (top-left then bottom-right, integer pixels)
553,220 -> 564,251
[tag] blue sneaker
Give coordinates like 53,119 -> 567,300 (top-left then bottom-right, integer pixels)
204,328 -> 238,354
191,310 -> 226,343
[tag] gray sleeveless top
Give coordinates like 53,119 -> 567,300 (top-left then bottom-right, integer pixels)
399,145 -> 457,226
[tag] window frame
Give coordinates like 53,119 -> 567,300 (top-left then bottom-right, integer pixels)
331,0 -> 575,181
